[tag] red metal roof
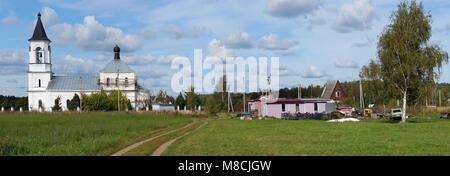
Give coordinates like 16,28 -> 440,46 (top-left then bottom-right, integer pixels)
266,98 -> 329,104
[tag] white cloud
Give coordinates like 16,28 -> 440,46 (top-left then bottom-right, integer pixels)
333,0 -> 377,33
276,49 -> 296,56
335,59 -> 359,68
157,55 -> 183,64
122,54 -> 154,65
220,31 -> 254,49
41,7 -> 59,26
266,0 -> 325,18
302,66 -> 327,78
1,16 -> 19,26
352,37 -> 374,48
94,52 -> 110,61
54,55 -> 99,75
279,64 -> 298,76
136,69 -> 169,79
136,27 -> 156,39
52,16 -> 142,52
307,17 -> 327,30
162,25 -> 207,39
206,39 -> 234,62
258,34 -> 298,50
163,25 -> 185,39
0,49 -> 26,65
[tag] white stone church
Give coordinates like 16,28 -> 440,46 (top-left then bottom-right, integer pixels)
28,13 -> 150,111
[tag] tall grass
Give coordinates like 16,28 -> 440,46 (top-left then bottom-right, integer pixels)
0,112 -> 196,156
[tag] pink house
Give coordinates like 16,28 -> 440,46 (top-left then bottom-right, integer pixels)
249,98 -> 334,119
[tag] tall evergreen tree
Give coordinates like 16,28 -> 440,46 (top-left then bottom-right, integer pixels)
174,92 -> 185,110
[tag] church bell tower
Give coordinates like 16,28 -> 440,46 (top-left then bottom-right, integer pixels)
28,12 -> 52,110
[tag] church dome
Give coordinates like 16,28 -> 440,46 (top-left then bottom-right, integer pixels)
114,45 -> 120,52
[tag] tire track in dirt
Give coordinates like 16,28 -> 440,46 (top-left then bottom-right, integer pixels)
111,120 -> 197,156
151,119 -> 209,156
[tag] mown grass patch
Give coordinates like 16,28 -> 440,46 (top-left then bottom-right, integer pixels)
0,112 -> 196,156
164,113 -> 450,156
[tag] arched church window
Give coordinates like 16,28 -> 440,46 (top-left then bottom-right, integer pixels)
106,78 -> 110,87
38,79 -> 41,87
66,100 -> 70,107
35,47 -> 43,63
38,100 -> 43,109
125,77 -> 128,87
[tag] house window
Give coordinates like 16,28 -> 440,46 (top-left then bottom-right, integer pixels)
38,79 -> 41,87
115,78 -> 119,87
296,103 -> 299,112
314,103 -> 318,111
282,104 -> 285,112
125,77 -> 128,87
336,91 -> 340,97
106,78 -> 110,87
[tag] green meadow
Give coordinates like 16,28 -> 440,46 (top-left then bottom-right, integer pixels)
1,112 -> 449,156
164,114 -> 450,156
0,112 -> 194,156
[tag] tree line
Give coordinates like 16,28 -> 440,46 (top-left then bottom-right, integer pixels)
0,95 -> 28,110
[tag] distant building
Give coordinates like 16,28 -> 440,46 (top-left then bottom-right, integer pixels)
152,104 -> 175,111
27,13 -> 149,111
248,98 -> 335,119
321,80 -> 346,101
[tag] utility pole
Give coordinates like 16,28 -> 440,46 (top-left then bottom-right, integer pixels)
117,69 -> 120,112
359,79 -> 364,109
80,76 -> 82,112
439,89 -> 441,107
243,76 -> 246,113
298,84 -> 301,99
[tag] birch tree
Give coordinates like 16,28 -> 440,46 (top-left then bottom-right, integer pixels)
371,0 -> 448,123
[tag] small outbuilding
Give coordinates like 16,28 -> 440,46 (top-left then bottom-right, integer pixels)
321,80 -> 346,101
248,98 -> 335,119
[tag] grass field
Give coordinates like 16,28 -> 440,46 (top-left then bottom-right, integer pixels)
164,113 -> 450,156
0,112 -> 195,156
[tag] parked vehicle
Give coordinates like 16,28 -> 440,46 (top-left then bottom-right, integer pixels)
237,113 -> 251,118
389,108 -> 402,120
352,108 -> 364,116
440,112 -> 449,119
336,107 -> 353,116
364,108 -> 373,117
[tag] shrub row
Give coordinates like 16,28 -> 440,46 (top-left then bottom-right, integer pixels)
281,112 -> 341,120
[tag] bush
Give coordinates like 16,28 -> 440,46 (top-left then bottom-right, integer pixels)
282,112 -> 341,120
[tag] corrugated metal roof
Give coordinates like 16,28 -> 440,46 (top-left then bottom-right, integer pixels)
47,76 -> 101,91
321,80 -> 338,99
100,59 -> 135,73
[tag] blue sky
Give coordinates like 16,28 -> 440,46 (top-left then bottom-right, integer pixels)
1,0 -> 450,97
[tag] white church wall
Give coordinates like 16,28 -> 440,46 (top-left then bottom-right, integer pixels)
47,91 -> 99,111
28,91 -> 46,111
99,72 -> 136,91
28,72 -> 52,91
